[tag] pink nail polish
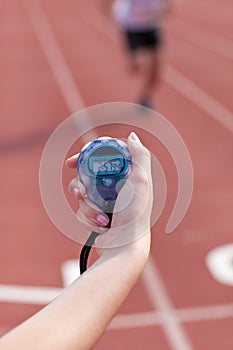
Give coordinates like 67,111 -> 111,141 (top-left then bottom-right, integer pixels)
97,214 -> 109,226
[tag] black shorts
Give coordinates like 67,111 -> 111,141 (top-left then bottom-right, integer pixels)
124,27 -> 162,52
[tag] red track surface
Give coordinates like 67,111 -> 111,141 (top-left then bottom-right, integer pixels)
0,0 -> 233,349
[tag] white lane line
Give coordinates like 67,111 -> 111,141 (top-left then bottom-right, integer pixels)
22,0 -> 85,114
163,65 -> 233,134
177,303 -> 233,323
0,283 -> 232,326
22,0 -> 97,142
0,285 -> 62,305
59,259 -> 233,328
77,1 -> 233,135
142,257 -> 194,350
172,21 -> 233,61
110,303 -> 233,329
109,311 -> 162,329
205,244 -> 233,287
61,259 -> 80,287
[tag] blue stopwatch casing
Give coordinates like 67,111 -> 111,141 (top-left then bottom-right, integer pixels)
77,137 -> 132,214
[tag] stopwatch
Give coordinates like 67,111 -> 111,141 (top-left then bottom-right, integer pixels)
77,137 -> 132,274
77,137 -> 132,215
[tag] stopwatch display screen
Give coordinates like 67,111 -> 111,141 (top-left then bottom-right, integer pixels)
89,155 -> 124,176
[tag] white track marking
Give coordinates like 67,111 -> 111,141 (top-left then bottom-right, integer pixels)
110,303 -> 233,329
77,1 -> 233,135
177,303 -> 233,322
142,257 -> 194,350
172,21 -> 233,61
0,285 -> 61,305
109,311 -> 162,329
163,65 -> 233,134
22,0 -> 85,114
61,259 -> 80,287
206,244 -> 233,287
0,283 -> 232,326
0,282 -> 232,326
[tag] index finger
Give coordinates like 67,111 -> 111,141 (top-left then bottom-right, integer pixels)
65,153 -> 80,168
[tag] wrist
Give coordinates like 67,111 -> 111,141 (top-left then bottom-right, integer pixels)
100,230 -> 151,262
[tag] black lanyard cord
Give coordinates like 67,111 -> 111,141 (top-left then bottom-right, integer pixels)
79,231 -> 100,275
79,212 -> 113,275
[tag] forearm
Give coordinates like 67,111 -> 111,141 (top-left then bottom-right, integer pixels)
0,232 -> 150,350
75,232 -> 151,348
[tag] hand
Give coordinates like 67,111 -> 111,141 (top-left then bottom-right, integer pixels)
66,132 -> 153,250
0,135 -> 153,350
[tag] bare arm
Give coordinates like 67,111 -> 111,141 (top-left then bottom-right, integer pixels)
0,236 -> 150,350
0,132 -> 152,350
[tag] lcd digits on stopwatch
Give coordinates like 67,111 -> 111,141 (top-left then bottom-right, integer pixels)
77,137 -> 132,213
89,156 -> 123,176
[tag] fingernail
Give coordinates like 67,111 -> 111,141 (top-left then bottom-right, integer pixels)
72,187 -> 80,197
66,154 -> 79,163
130,132 -> 141,143
97,214 -> 109,226
68,154 -> 77,160
100,226 -> 108,233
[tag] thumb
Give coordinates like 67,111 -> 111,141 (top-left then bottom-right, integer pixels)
127,132 -> 151,174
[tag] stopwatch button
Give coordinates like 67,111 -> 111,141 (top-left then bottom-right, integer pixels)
102,178 -> 115,187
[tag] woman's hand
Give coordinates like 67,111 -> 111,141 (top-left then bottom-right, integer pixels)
66,132 -> 153,250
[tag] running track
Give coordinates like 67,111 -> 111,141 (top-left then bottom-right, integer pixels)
0,0 -> 233,349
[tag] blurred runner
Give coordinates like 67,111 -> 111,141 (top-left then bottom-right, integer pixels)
103,0 -> 175,108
